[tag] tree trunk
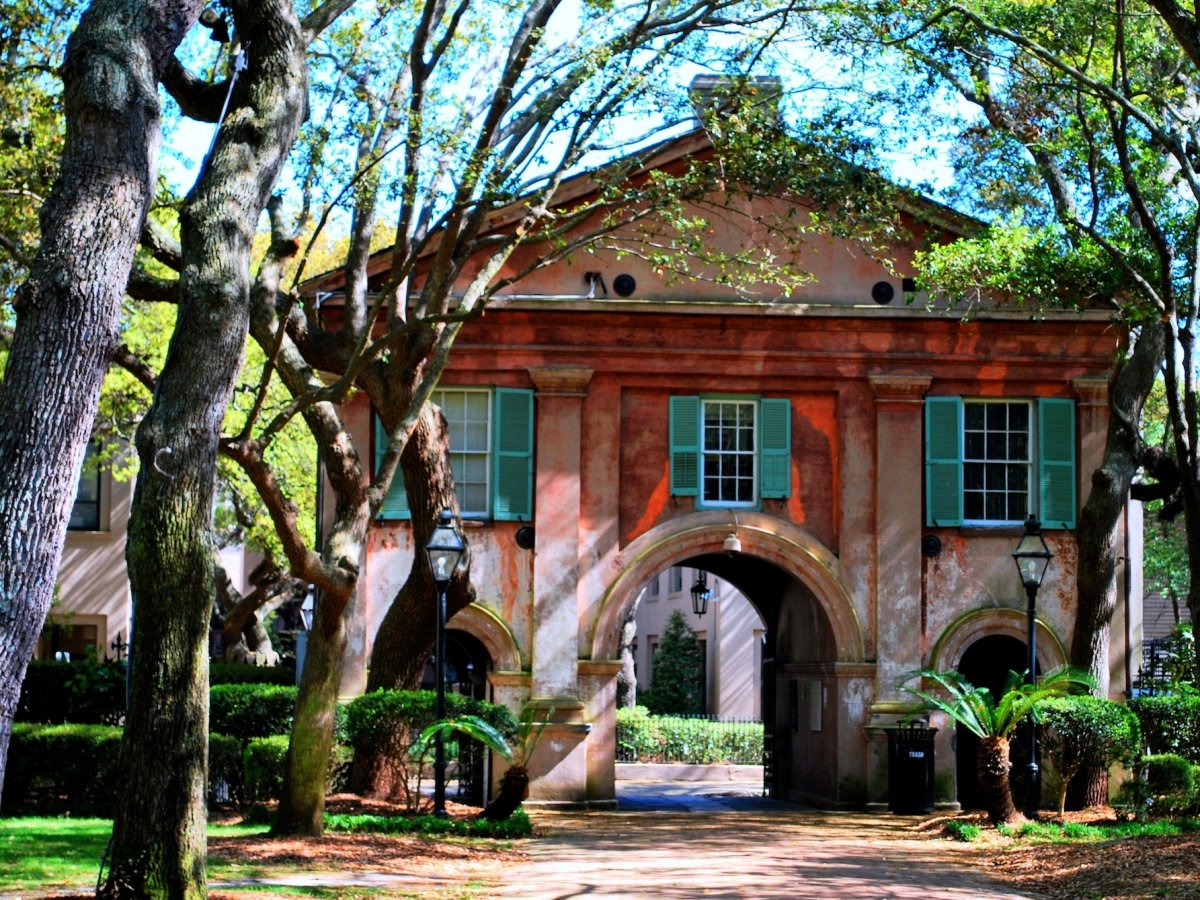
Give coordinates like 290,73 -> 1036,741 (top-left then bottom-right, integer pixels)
102,3 -> 306,894
617,614 -> 638,708
275,580 -> 357,833
1071,327 -> 1162,685
0,0 -> 202,807
349,405 -> 475,798
1069,328 -> 1162,807
977,734 -> 1020,826
365,407 -> 475,693
480,764 -> 528,821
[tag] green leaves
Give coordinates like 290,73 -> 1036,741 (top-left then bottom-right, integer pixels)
901,665 -> 1096,740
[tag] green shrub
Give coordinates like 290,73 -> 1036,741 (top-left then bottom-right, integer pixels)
1039,696 -> 1141,813
210,662 -> 296,685
16,658 -> 126,725
1129,694 -> 1200,763
209,683 -> 297,742
3,723 -> 261,813
943,820 -> 981,842
1119,753 -> 1199,817
244,735 -> 290,802
325,808 -> 532,837
345,690 -> 517,811
344,690 -> 516,754
1,723 -> 122,814
209,732 -> 245,806
615,707 -> 763,765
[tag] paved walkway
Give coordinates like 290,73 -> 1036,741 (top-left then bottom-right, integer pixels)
215,780 -> 1037,898
487,780 -> 1035,899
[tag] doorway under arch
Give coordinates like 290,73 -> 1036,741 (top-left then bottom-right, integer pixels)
955,634 -> 1030,810
589,512 -> 870,808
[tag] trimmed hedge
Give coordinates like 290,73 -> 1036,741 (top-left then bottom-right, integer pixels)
209,683 -> 298,742
1129,694 -> 1200,763
326,808 -> 533,837
2,724 -> 260,813
616,707 -> 764,765
209,732 -> 245,805
244,735 -> 291,802
344,690 -> 517,755
1,723 -> 122,814
16,659 -> 126,725
210,662 -> 296,685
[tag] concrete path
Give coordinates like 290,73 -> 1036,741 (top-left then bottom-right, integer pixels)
488,780 -> 1036,899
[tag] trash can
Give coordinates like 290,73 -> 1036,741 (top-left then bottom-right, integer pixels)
886,725 -> 937,814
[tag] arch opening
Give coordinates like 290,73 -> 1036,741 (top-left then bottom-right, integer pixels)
590,513 -> 867,808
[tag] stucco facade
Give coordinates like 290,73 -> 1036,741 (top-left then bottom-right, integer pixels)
328,146 -> 1139,809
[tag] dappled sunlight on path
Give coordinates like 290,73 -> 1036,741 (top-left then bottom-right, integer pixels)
492,790 -> 1037,899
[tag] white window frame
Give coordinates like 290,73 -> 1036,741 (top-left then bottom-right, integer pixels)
962,399 -> 1034,525
432,387 -> 492,519
700,398 -> 758,508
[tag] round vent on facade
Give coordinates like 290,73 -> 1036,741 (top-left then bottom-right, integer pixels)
514,525 -> 535,550
613,274 -> 637,297
921,534 -> 943,558
872,281 -> 895,304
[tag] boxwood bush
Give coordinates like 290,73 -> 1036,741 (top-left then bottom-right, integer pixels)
244,735 -> 291,803
0,723 -> 123,814
210,662 -> 296,685
16,658 -> 126,725
615,707 -> 763,765
209,683 -> 298,742
1,724 -> 263,814
1129,694 -> 1200,763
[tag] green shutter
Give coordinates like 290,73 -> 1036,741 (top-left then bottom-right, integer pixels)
374,413 -> 411,519
759,398 -> 791,499
1039,397 -> 1076,529
669,396 -> 700,496
925,396 -> 963,526
493,388 -> 534,520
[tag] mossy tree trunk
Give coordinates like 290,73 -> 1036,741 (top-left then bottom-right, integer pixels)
0,0 -> 203,806
101,2 -> 306,895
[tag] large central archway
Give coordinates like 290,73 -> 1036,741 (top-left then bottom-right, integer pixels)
587,511 -> 871,807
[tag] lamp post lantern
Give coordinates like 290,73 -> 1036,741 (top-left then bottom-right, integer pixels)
425,507 -> 465,818
1012,514 -> 1052,821
690,570 -> 712,616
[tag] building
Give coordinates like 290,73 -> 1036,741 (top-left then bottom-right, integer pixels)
314,124 -> 1142,811
632,566 -> 763,720
38,444 -> 133,662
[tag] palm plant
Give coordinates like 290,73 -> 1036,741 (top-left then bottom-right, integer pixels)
418,705 -> 552,821
902,667 -> 1094,825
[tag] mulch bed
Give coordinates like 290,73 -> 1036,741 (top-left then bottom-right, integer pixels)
922,808 -> 1200,899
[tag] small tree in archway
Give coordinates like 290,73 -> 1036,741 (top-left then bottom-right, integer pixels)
643,611 -> 704,716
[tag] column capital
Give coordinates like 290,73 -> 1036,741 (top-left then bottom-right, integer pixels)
868,374 -> 932,403
1072,375 -> 1109,408
528,366 -> 594,396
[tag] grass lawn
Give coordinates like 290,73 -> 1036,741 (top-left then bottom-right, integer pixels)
0,817 -> 270,894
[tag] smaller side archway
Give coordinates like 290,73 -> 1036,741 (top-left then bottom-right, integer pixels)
448,602 -> 523,673
929,607 -> 1068,676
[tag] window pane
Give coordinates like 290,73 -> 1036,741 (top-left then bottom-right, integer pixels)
965,432 -> 984,459
962,401 -> 1032,523
700,400 -> 756,506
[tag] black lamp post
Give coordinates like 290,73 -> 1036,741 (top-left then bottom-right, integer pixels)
1012,514 -> 1052,821
425,508 -> 465,818
690,570 -> 712,616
